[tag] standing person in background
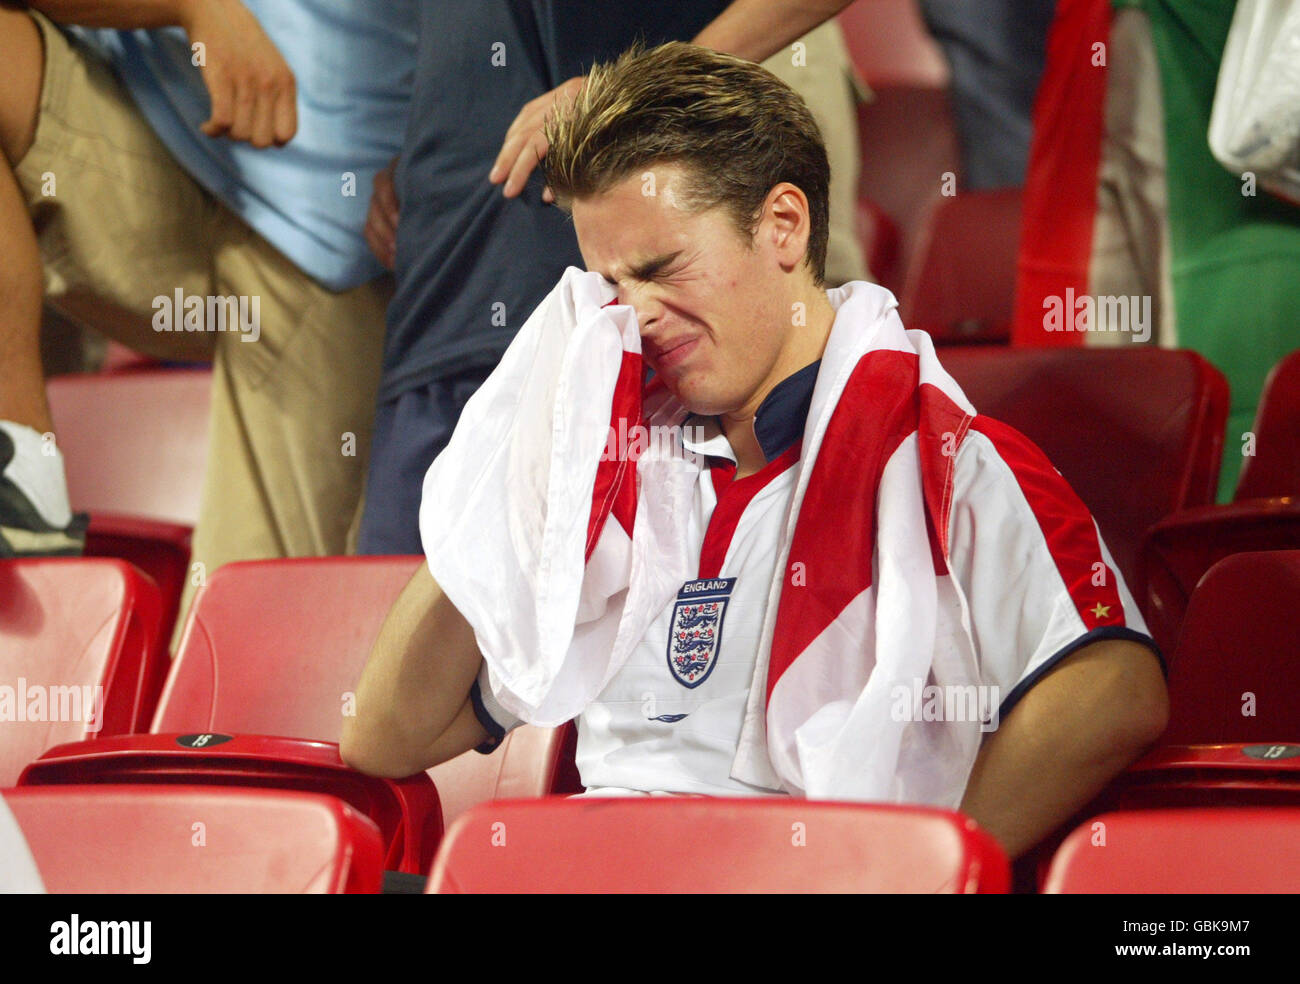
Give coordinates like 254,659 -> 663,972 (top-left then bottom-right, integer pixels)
1096,0 -> 1299,500
0,2 -> 416,624
1016,0 -> 1299,501
918,0 -> 1058,190
359,0 -> 868,556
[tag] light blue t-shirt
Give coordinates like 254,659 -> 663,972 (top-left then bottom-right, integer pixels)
72,0 -> 417,291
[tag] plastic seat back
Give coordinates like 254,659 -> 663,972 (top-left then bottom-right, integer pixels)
429,798 -> 1009,894
1044,807 -> 1300,893
942,347 -> 1229,586
158,556 -> 577,827
0,558 -> 161,785
83,514 -> 193,648
1235,349 -> 1300,500
4,785 -> 383,893
839,2 -> 958,296
156,557 -> 420,738
47,368 -> 211,526
428,723 -> 579,828
900,188 -> 1023,344
1161,551 -> 1300,744
1138,499 -> 1300,655
837,0 -> 949,88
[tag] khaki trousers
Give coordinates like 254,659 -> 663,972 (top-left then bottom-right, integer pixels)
16,12 -> 388,643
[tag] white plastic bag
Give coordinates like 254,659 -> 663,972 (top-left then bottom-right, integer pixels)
1208,0 -> 1300,204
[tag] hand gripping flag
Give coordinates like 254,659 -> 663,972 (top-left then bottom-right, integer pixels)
421,268 -> 989,806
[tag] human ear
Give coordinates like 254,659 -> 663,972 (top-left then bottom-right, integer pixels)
760,182 -> 811,274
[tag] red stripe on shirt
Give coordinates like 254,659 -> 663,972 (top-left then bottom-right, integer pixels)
766,350 -> 927,703
917,381 -> 975,570
585,350 -> 643,560
968,414 -> 1125,630
697,444 -> 801,580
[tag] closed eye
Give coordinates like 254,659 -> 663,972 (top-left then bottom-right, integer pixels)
630,252 -> 682,282
598,251 -> 684,290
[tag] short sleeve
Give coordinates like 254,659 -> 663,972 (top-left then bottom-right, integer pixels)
946,417 -> 1164,722
469,659 -> 525,755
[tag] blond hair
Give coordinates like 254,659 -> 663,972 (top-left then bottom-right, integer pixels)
544,42 -> 831,285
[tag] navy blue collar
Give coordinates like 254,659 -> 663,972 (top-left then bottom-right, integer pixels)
752,360 -> 820,461
682,360 -> 821,463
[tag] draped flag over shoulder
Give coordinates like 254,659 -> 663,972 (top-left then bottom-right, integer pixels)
422,267 -> 995,806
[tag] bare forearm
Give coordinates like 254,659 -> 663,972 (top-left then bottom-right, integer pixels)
342,563 -> 487,778
960,713 -> 1148,860
958,640 -> 1168,859
27,0 -> 196,29
27,0 -> 299,148
693,0 -> 856,63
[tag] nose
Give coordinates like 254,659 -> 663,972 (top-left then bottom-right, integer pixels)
619,281 -> 662,339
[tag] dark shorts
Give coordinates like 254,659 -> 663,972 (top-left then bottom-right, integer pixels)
357,368 -> 494,555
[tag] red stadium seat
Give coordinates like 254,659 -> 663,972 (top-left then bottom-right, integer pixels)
4,785 -> 384,893
48,368 -> 211,643
1235,349 -> 1300,501
47,368 -> 211,526
19,557 -> 438,872
899,188 -> 1022,344
84,513 -> 193,654
20,731 -> 441,875
427,798 -> 1010,894
942,347 -> 1229,589
429,722 -> 580,829
1107,743 -> 1300,809
1021,741 -> 1300,891
98,341 -> 163,374
1156,552 -> 1300,744
154,557 -> 422,738
857,196 -> 902,291
19,557 -> 577,870
0,558 -> 162,785
1135,351 -> 1300,651
1138,501 -> 1300,655
156,556 -> 579,826
839,2 -> 959,296
855,92 -> 961,296
1043,807 -> 1300,893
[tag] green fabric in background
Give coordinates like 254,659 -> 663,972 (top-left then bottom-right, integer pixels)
1128,0 -> 1300,501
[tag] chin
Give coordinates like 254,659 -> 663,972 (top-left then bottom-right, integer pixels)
674,384 -> 734,417
654,363 -> 739,416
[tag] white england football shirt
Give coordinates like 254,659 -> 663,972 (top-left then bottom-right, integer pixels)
469,359 -> 1160,794
472,361 -> 819,796
570,412 -> 801,797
